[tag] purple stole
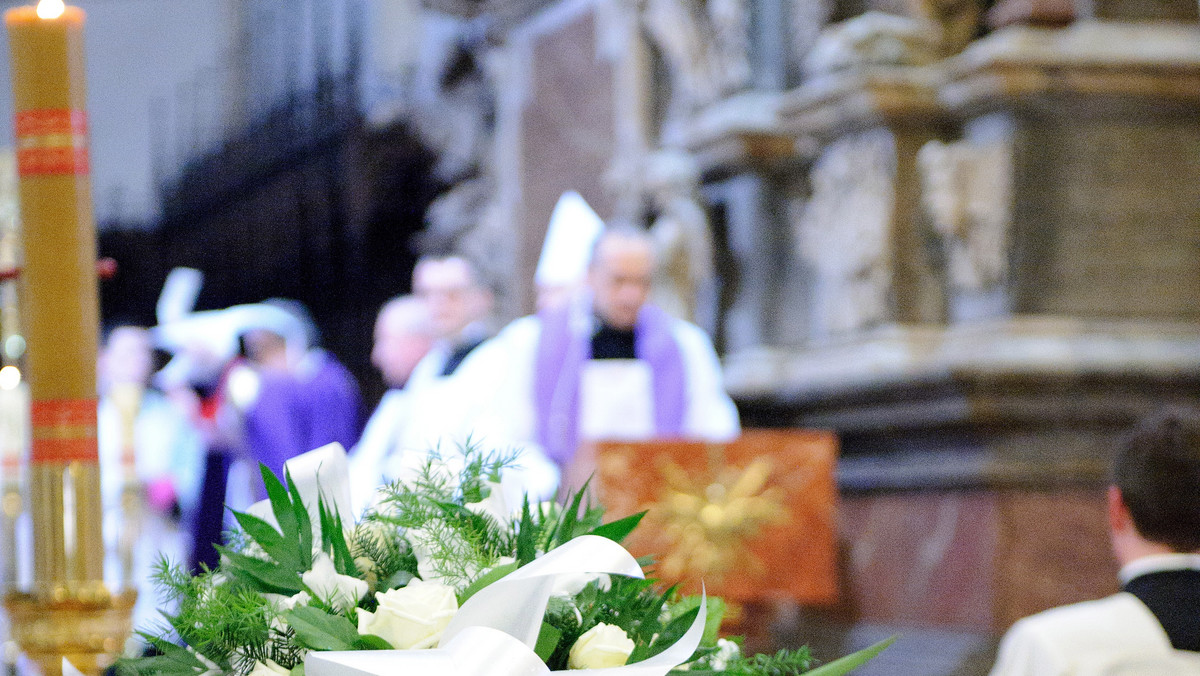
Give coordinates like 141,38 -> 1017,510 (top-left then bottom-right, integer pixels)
533,302 -> 687,466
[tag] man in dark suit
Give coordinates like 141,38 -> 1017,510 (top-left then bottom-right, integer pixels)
991,408 -> 1200,675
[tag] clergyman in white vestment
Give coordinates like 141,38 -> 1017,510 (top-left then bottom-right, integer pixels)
348,296 -> 433,514
470,226 -> 739,494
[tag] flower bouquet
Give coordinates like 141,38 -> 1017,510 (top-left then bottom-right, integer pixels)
116,444 -> 890,676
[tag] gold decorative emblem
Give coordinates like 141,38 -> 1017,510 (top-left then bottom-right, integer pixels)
650,446 -> 789,582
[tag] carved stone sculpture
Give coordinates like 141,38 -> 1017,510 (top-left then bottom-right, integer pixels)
790,0 -> 835,69
803,11 -> 941,77
641,0 -> 752,123
421,176 -> 512,296
795,130 -> 897,337
917,138 -> 1013,293
905,0 -> 982,56
642,150 -> 715,322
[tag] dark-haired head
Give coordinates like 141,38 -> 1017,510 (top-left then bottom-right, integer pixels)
1113,408 -> 1200,553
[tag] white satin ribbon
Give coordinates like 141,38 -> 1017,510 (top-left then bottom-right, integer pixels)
246,442 -> 353,527
306,536 -> 706,676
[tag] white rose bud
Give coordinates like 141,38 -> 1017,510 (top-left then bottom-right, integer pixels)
568,623 -> 636,669
357,579 -> 459,649
302,552 -> 368,613
246,659 -> 290,676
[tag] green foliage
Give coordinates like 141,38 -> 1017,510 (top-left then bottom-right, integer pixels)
126,558 -> 305,674
802,636 -> 896,676
115,446 -> 889,676
347,520 -> 415,597
725,647 -> 815,676
283,605 -> 362,651
589,510 -> 647,544
543,575 -> 675,670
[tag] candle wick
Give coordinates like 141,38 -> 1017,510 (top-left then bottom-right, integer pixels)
36,0 -> 66,20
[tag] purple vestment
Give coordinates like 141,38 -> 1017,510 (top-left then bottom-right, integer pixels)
533,302 -> 686,466
244,351 -> 364,480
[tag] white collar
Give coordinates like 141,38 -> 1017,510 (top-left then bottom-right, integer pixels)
1118,552 -> 1200,585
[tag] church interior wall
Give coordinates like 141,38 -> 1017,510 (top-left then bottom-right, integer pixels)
1,0 -> 1198,672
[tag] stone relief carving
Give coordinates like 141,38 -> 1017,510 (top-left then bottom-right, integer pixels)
917,139 -> 1013,293
795,129 -> 897,338
641,150 -> 715,322
407,20 -> 516,300
640,0 -> 752,122
790,0 -> 835,70
904,0 -> 981,56
420,176 -> 511,289
803,11 -> 941,77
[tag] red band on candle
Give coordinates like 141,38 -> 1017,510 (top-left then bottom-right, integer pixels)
30,399 -> 97,464
17,147 -> 90,176
14,109 -> 87,137
14,109 -> 90,176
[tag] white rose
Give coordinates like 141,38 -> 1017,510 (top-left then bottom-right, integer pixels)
302,552 -> 368,613
357,579 -> 459,649
568,623 -> 636,669
710,638 -> 740,670
246,659 -> 290,675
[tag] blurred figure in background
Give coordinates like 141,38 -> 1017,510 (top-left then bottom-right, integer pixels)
348,296 -> 434,512
394,254 -> 497,451
380,253 -> 561,503
477,225 -> 739,496
237,299 -> 364,481
152,273 -> 362,568
407,254 -> 494,388
97,325 -> 204,649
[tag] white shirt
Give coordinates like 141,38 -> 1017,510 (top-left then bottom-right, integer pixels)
1118,552 -> 1200,585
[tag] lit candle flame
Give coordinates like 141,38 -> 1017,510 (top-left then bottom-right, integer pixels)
36,0 -> 66,20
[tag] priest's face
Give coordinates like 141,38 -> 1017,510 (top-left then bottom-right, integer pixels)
413,257 -> 492,341
589,236 -> 655,331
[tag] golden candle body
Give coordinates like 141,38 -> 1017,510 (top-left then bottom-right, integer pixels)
5,4 -> 104,598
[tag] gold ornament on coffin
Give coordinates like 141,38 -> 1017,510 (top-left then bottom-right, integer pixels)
591,431 -> 839,608
652,450 -> 789,583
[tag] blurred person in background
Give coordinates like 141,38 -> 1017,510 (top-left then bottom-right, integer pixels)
348,295 -> 434,512
406,254 -> 495,388
98,324 -> 205,649
237,299 -> 364,481
475,225 -> 739,496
